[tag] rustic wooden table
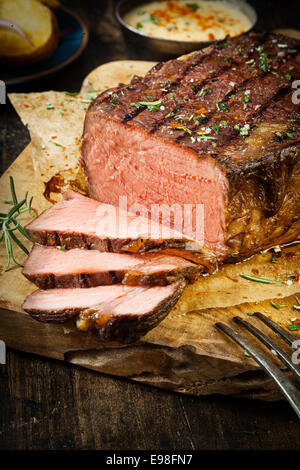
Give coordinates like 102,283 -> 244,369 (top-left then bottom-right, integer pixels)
1,0 -> 300,450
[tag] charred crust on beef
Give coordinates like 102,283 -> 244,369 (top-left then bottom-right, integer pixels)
82,33 -> 300,261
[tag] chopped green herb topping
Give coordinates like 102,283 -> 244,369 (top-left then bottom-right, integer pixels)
271,301 -> 288,310
216,42 -> 229,49
65,92 -> 79,97
168,125 -> 192,135
258,52 -> 269,72
288,324 -> 300,331
212,124 -> 220,135
197,134 -> 217,141
150,14 -> 158,24
50,141 -> 63,147
129,99 -> 162,111
216,102 -> 228,112
187,3 -> 200,10
240,274 -> 274,284
111,93 -> 121,105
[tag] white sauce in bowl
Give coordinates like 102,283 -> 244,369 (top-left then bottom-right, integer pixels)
124,0 -> 253,42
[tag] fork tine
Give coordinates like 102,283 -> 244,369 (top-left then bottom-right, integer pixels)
216,321 -> 300,420
233,316 -> 300,383
253,312 -> 296,347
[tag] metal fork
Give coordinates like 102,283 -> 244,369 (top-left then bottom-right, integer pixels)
216,312 -> 300,419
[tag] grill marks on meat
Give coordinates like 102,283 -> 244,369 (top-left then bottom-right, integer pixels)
82,33 -> 300,260
22,281 -> 186,343
23,245 -> 203,289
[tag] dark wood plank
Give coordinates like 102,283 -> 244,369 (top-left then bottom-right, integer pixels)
0,350 -> 194,450
1,349 -> 300,450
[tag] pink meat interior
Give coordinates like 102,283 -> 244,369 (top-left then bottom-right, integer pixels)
83,117 -> 228,255
23,245 -> 194,276
23,283 -> 179,315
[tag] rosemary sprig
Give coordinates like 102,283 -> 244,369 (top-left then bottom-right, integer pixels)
239,273 -> 274,284
0,176 -> 34,271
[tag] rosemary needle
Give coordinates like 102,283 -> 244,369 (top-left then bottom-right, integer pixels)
239,273 -> 274,284
0,176 -> 34,271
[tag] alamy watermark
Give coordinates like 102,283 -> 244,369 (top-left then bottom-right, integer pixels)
0,340 -> 6,364
95,197 -> 205,244
292,340 -> 300,365
0,80 -> 6,104
292,80 -> 300,105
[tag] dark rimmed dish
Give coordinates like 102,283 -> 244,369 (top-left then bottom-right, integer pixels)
1,7 -> 89,86
116,0 -> 257,60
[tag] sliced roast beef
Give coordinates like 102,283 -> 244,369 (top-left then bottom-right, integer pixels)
23,244 -> 202,288
25,190 -> 217,271
82,33 -> 300,262
22,281 -> 185,343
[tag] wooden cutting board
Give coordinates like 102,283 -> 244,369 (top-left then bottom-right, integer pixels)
0,60 -> 299,401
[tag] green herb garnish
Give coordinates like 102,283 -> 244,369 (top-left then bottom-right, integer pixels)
50,141 -> 63,147
150,14 -> 158,24
130,99 -> 162,111
216,42 -> 229,49
258,53 -> 269,72
197,134 -> 217,141
168,125 -> 192,135
271,301 -> 288,310
199,87 -> 212,98
217,102 -> 228,112
284,73 -> 292,81
136,22 -> 143,29
240,274 -> 274,284
111,93 -> 121,105
287,324 -> 300,331
194,115 -> 206,122
65,92 -> 79,97
240,125 -> 250,136
212,124 -> 220,134
187,3 -> 200,10
0,177 -> 34,271
46,103 -> 54,110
